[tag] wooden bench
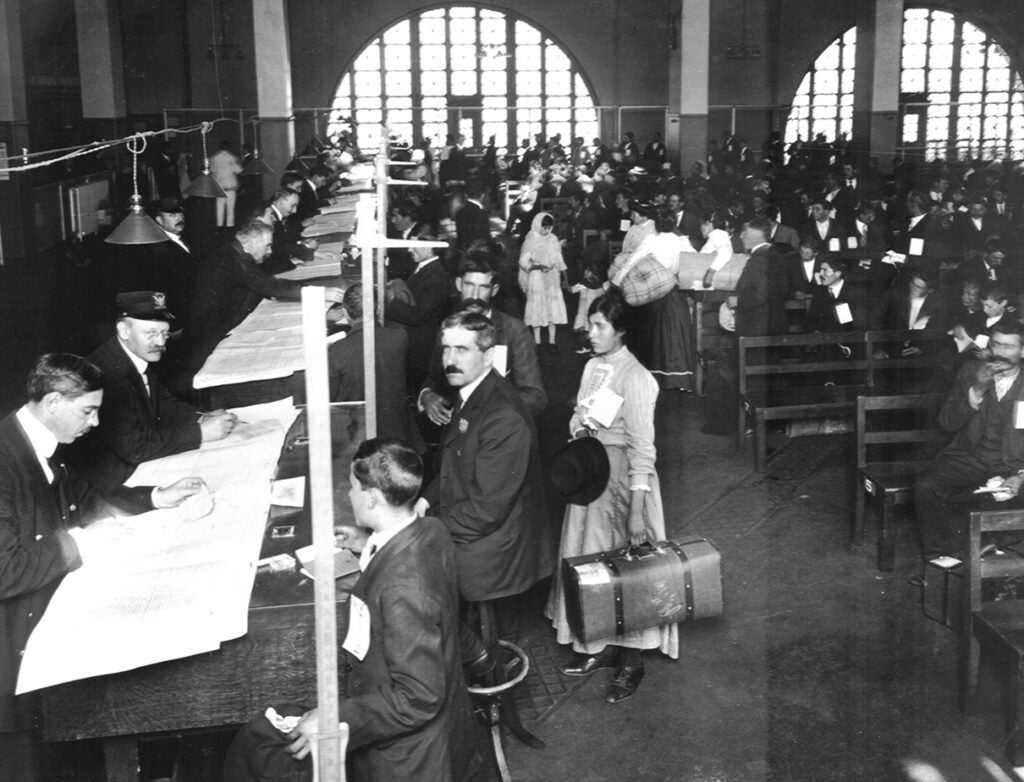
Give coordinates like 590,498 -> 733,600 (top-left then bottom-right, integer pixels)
853,393 -> 948,572
738,329 -> 951,472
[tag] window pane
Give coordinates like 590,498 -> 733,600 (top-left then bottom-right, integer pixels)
931,14 -> 955,43
450,44 -> 476,71
928,69 -> 951,93
929,44 -> 953,69
546,45 -> 569,71
449,6 -> 475,18
988,68 -> 1010,92
815,71 -> 838,94
420,45 -> 447,70
450,71 -> 477,95
385,71 -> 411,95
421,72 -> 447,96
419,17 -> 446,44
516,71 -> 541,95
516,44 -> 541,68
961,69 -> 984,91
480,18 -> 504,44
355,44 -> 380,70
902,44 -> 927,68
384,21 -> 409,45
355,96 -> 381,109
546,70 -> 570,95
515,20 -> 540,44
450,18 -> 475,42
355,72 -> 381,94
926,116 -> 947,141
903,114 -> 919,142
817,44 -> 839,70
902,69 -> 925,92
481,71 -> 506,95
384,45 -> 410,70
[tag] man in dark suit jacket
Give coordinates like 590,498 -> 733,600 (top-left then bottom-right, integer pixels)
733,218 -> 788,338
0,354 -> 202,782
328,284 -> 424,453
174,221 -> 342,388
956,196 -> 1002,260
419,311 -> 554,602
454,181 -> 491,250
915,321 -> 1024,560
295,165 -> 330,222
959,241 -> 1020,294
65,292 -> 237,491
263,189 -> 315,275
804,258 -> 869,334
384,234 -> 451,392
419,251 -> 547,422
804,198 -> 851,254
229,439 -> 478,782
116,197 -> 198,316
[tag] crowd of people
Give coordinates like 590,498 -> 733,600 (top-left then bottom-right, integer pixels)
7,125 -> 1024,780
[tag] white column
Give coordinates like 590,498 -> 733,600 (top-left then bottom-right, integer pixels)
853,0 -> 904,169
75,0 -> 126,119
253,0 -> 295,196
675,0 -> 710,169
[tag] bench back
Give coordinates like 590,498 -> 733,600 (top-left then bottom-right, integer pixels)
738,328 -> 952,395
855,393 -> 947,470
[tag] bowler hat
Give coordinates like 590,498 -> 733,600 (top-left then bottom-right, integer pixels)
151,196 -> 184,215
549,436 -> 610,505
115,291 -> 176,322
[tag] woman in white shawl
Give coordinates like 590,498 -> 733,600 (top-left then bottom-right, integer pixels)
519,212 -> 568,350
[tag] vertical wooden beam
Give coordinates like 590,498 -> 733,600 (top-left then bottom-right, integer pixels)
301,286 -> 343,782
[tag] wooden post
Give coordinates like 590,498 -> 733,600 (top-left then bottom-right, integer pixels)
375,136 -> 388,329
300,286 -> 344,782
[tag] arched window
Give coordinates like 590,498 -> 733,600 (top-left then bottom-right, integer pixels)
329,7 -> 598,153
785,9 -> 1024,160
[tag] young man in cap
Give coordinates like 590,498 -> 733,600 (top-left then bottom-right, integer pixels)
66,291 -> 237,491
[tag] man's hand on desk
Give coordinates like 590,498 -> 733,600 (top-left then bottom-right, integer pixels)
420,389 -> 454,426
286,708 -> 319,761
199,410 -> 238,442
152,477 -> 207,509
335,524 -> 370,553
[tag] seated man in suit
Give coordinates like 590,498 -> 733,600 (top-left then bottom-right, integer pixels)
417,311 -> 554,604
0,353 -> 203,782
66,292 -> 237,491
224,438 -> 479,782
804,258 -> 869,334
419,249 -> 547,424
913,320 -> 1024,569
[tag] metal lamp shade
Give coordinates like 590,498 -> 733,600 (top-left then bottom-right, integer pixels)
105,202 -> 170,245
183,172 -> 228,198
242,155 -> 275,175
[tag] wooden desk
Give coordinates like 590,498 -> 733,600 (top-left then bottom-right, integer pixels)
41,421 -> 358,781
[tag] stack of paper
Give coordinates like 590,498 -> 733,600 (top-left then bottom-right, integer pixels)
16,400 -> 299,693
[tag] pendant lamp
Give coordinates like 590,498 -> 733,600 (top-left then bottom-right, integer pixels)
242,118 -> 274,175
106,134 -> 170,245
183,122 -> 228,198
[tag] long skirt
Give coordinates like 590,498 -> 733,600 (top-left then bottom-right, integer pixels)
546,442 -> 679,659
632,288 -> 694,390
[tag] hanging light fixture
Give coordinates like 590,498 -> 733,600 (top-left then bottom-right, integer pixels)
242,117 -> 274,175
106,134 -> 170,245
183,122 -> 228,198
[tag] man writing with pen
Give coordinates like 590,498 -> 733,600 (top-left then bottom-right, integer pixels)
65,291 -> 237,493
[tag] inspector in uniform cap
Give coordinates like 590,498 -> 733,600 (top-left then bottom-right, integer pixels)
115,291 -> 176,322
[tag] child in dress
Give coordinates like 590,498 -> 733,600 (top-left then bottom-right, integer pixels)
519,212 -> 568,350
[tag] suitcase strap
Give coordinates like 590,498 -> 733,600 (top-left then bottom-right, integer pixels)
599,554 -> 627,636
665,540 -> 696,620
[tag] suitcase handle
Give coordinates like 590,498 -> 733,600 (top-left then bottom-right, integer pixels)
623,542 -> 662,561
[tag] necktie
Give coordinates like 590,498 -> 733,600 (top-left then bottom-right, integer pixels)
141,369 -> 151,397
47,456 -> 73,523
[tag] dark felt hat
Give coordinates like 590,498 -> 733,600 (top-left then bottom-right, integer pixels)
151,196 -> 184,215
549,436 -> 610,505
115,291 -> 176,322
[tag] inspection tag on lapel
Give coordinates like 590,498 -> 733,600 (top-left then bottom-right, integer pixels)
834,302 -> 853,325
492,345 -> 509,376
1015,401 -> 1024,429
342,595 -> 371,661
908,237 -> 925,256
587,386 -> 624,428
847,237 -> 858,249
828,238 -> 840,252
619,219 -> 631,233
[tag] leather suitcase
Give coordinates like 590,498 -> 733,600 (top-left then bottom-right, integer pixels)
563,537 -> 723,644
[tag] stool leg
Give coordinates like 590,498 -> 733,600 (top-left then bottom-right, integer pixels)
477,602 -> 546,750
876,497 -> 895,573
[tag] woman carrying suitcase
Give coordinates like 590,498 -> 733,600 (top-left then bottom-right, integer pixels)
546,290 -> 679,703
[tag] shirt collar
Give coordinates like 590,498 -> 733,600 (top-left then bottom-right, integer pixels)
458,368 -> 491,405
163,229 -> 188,251
16,405 -> 59,479
415,256 -> 438,270
359,513 -> 418,570
118,338 -> 151,374
829,279 -> 844,297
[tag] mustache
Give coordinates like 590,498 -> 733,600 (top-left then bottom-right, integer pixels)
444,365 -> 460,375
460,298 -> 489,312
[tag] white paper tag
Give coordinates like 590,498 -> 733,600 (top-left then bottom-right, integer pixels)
909,237 -> 925,256
342,595 -> 371,661
574,562 -> 611,586
930,556 -> 962,569
587,386 -> 625,428
863,478 -> 875,495
619,219 -> 631,233
828,238 -> 841,252
493,345 -> 508,377
834,302 -> 853,325
847,237 -> 858,249
1015,400 -> 1024,429
974,333 -> 990,349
